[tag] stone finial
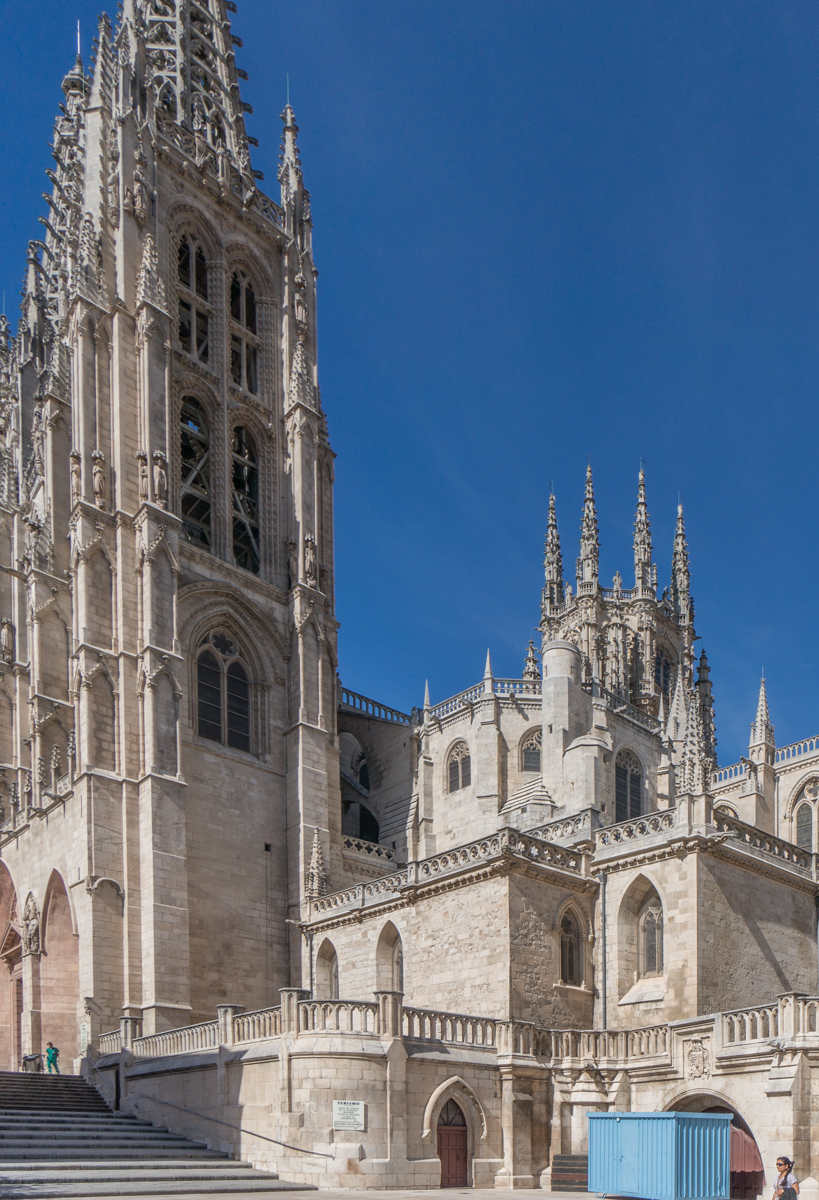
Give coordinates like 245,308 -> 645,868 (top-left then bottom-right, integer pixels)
523,641 -> 540,681
750,677 -> 775,749
305,829 -> 327,899
671,500 -> 692,623
696,649 -> 717,768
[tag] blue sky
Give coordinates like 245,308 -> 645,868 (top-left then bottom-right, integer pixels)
2,1 -> 819,765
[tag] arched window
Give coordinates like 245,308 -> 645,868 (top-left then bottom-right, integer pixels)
180,397 -> 212,548
177,236 -> 210,365
654,650 -> 672,700
231,426 -> 260,574
560,913 -> 581,986
522,730 -> 542,772
229,271 -> 259,394
797,802 -> 813,851
448,742 -> 471,793
438,1100 -> 466,1127
376,922 -> 403,992
615,749 -> 642,822
639,894 -> 663,976
196,632 -> 251,752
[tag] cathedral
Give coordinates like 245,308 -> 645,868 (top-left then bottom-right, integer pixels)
1,0 -> 819,1192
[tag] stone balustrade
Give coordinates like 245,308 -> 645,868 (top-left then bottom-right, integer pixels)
98,1029 -> 121,1056
775,737 -> 819,764
713,811 -> 814,873
403,1006 -> 497,1047
595,811 -> 675,849
528,808 -> 601,845
338,685 -> 413,725
131,1019 -> 219,1060
341,835 -> 396,862
233,1006 -> 282,1043
723,1003 -> 779,1044
297,999 -> 379,1034
309,828 -> 585,921
428,678 -> 541,722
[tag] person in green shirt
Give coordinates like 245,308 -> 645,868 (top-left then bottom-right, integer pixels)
45,1043 -> 59,1074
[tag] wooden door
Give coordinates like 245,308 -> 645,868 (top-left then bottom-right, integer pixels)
438,1125 -> 467,1187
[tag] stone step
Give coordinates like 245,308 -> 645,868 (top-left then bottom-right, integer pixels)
0,1183 -> 305,1197
0,1129 -> 208,1140
0,1166 -> 276,1183
0,1161 -> 259,1172
0,1147 -> 229,1160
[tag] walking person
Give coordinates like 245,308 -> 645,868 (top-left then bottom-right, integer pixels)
773,1156 -> 799,1200
44,1043 -> 59,1075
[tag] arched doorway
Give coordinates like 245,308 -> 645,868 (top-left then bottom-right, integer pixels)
438,1099 -> 468,1188
668,1095 -> 763,1199
0,866 -> 21,1069
40,874 -> 79,1067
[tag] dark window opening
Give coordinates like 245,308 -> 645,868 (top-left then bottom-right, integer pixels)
197,650 -> 222,743
180,397 -> 211,548
560,914 -> 580,985
615,750 -> 642,822
231,426 -> 260,574
196,633 -> 253,753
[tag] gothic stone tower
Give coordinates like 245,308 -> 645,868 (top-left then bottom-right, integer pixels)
0,0 -> 340,1060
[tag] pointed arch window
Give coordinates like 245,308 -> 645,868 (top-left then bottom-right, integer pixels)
654,650 -> 672,700
177,236 -> 210,365
180,397 -> 212,548
196,632 -> 251,753
448,742 -> 471,793
560,913 -> 581,986
639,895 -> 664,976
522,730 -> 542,772
797,801 -> 814,851
231,426 -> 260,574
229,271 -> 260,395
615,749 -> 642,822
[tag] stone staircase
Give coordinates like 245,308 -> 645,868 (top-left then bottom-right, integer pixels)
0,1072 -> 309,1196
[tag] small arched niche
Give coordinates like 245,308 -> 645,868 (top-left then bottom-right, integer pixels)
616,874 -> 665,1006
375,921 -> 404,993
315,938 -> 339,1000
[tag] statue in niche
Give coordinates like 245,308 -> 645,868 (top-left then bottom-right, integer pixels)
303,535 -> 317,589
70,450 -> 81,504
0,619 -> 13,665
91,450 -> 106,510
23,895 -> 39,954
152,451 -> 168,509
136,450 -> 149,503
107,128 -> 120,227
124,148 -> 149,228
286,538 -> 298,589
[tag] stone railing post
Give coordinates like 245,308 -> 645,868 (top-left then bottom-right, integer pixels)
119,1016 -> 141,1049
374,990 -> 403,1038
279,988 -> 310,1035
217,1003 -> 245,1048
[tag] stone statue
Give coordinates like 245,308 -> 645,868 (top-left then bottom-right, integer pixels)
152,450 -> 168,509
136,450 -> 149,503
107,128 -> 120,227
23,895 -> 39,954
286,538 -> 298,589
92,450 -> 106,510
70,450 -> 81,504
303,535 -> 317,589
0,619 -> 13,665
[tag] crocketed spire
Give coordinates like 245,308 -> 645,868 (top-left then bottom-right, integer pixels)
671,501 -> 692,623
679,686 -> 709,796
633,466 -> 654,592
305,829 -> 327,899
696,649 -> 717,768
576,465 -> 599,587
541,493 -> 564,615
750,677 -> 775,749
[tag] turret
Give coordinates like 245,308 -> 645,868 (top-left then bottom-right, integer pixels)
671,502 -> 692,625
749,677 -> 775,766
575,465 -> 599,590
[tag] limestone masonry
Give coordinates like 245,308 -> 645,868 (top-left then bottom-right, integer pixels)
0,0 -> 817,1191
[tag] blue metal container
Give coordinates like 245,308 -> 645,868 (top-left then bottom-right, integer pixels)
587,1112 -> 731,1200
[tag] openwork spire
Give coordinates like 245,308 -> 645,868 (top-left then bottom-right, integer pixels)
633,467 -> 654,592
671,502 -> 692,622
137,0 -> 257,180
305,829 -> 327,899
665,663 -> 687,745
576,465 -> 599,587
541,493 -> 564,615
750,677 -> 775,749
